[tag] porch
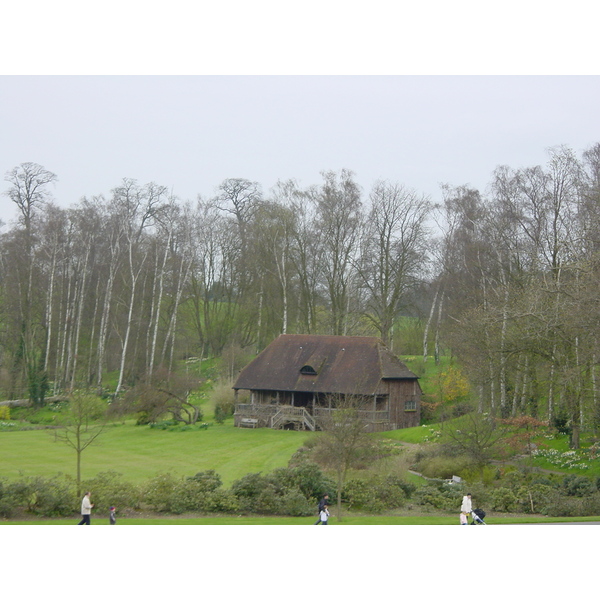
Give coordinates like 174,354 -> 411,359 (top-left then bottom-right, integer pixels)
233,403 -> 395,432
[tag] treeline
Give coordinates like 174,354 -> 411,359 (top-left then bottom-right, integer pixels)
0,165 -> 431,401
2,143 -> 600,441
435,144 -> 600,446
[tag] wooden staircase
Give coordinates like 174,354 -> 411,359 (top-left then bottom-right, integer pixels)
271,406 -> 316,431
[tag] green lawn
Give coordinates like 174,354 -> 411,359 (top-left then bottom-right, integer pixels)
0,420 -> 311,485
3,514 -> 600,525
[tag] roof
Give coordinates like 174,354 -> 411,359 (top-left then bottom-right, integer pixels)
233,334 -> 418,395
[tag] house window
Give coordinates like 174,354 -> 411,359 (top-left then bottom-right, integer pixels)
405,400 -> 416,411
300,365 -> 317,375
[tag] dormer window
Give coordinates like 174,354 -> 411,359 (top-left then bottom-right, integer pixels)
300,365 -> 317,375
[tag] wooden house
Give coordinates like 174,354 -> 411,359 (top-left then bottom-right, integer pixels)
233,334 -> 421,432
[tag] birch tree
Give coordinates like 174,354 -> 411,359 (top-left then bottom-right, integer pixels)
314,170 -> 362,335
357,181 -> 430,346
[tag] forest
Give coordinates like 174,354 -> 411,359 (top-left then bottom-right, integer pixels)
1,142 -> 600,446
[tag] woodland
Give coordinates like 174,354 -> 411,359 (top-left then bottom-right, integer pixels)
2,142 -> 600,448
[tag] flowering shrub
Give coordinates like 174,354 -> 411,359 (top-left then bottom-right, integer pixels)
421,426 -> 442,442
531,448 -> 590,470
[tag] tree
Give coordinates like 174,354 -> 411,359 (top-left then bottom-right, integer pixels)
53,392 -> 108,497
501,415 -> 548,458
357,181 -> 430,346
3,163 -> 57,405
313,395 -> 379,521
314,170 -> 363,335
117,368 -> 202,425
440,411 -> 509,477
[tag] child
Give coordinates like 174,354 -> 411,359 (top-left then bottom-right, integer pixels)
317,505 -> 330,525
459,511 -> 468,525
109,506 -> 117,525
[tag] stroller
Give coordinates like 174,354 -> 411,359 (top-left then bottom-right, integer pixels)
471,508 -> 487,525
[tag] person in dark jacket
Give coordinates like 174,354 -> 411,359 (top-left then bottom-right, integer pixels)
314,494 -> 330,524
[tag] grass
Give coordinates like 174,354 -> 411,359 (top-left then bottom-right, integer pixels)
3,514 -> 600,525
0,419 -> 311,486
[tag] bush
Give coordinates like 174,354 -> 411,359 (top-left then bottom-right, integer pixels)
513,483 -> 556,514
269,462 -> 334,502
561,474 -> 596,497
0,475 -> 75,517
0,406 -> 10,420
82,471 -> 141,513
187,470 -> 222,493
201,490 -> 240,513
487,487 -> 518,513
210,381 -> 236,424
343,475 -> 411,513
229,466 -> 333,515
412,481 -> 464,512
230,473 -> 277,514
281,490 -> 314,516
414,454 -> 473,480
143,473 -> 181,512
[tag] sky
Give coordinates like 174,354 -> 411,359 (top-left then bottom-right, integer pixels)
1,2 -> 599,228
1,75 -> 599,225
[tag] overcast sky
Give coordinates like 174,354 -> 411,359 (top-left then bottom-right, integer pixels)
1,75 -> 599,225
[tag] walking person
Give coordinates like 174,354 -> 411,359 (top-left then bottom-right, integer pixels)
316,505 -> 330,525
460,493 -> 472,524
78,491 -> 94,525
314,494 -> 330,525
109,506 -> 117,525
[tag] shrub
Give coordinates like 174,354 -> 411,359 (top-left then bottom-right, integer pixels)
412,481 -> 465,512
513,483 -> 556,514
281,490 -> 314,516
168,480 -> 208,514
487,487 -> 518,513
143,473 -> 181,512
561,474 -> 596,497
82,471 -> 141,512
187,470 -> 222,493
230,473 -> 277,513
269,462 -> 334,502
201,490 -> 240,513
342,476 -> 408,513
0,406 -> 10,420
210,381 -> 236,424
415,454 -> 473,480
1,476 -> 75,517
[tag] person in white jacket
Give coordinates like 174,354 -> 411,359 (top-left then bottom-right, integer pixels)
78,492 -> 94,525
460,493 -> 472,521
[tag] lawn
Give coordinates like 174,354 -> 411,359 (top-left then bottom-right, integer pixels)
0,420 -> 311,485
3,514 -> 600,525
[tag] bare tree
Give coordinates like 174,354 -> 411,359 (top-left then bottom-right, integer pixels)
357,181 -> 430,346
315,170 -> 363,335
54,391 -> 108,497
313,395 -> 379,522
3,163 -> 57,404
112,179 -> 167,393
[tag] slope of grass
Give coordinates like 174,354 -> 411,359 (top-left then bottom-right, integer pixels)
0,420 -> 311,486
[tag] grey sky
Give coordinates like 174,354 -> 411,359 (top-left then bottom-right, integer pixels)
1,75 -> 599,224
